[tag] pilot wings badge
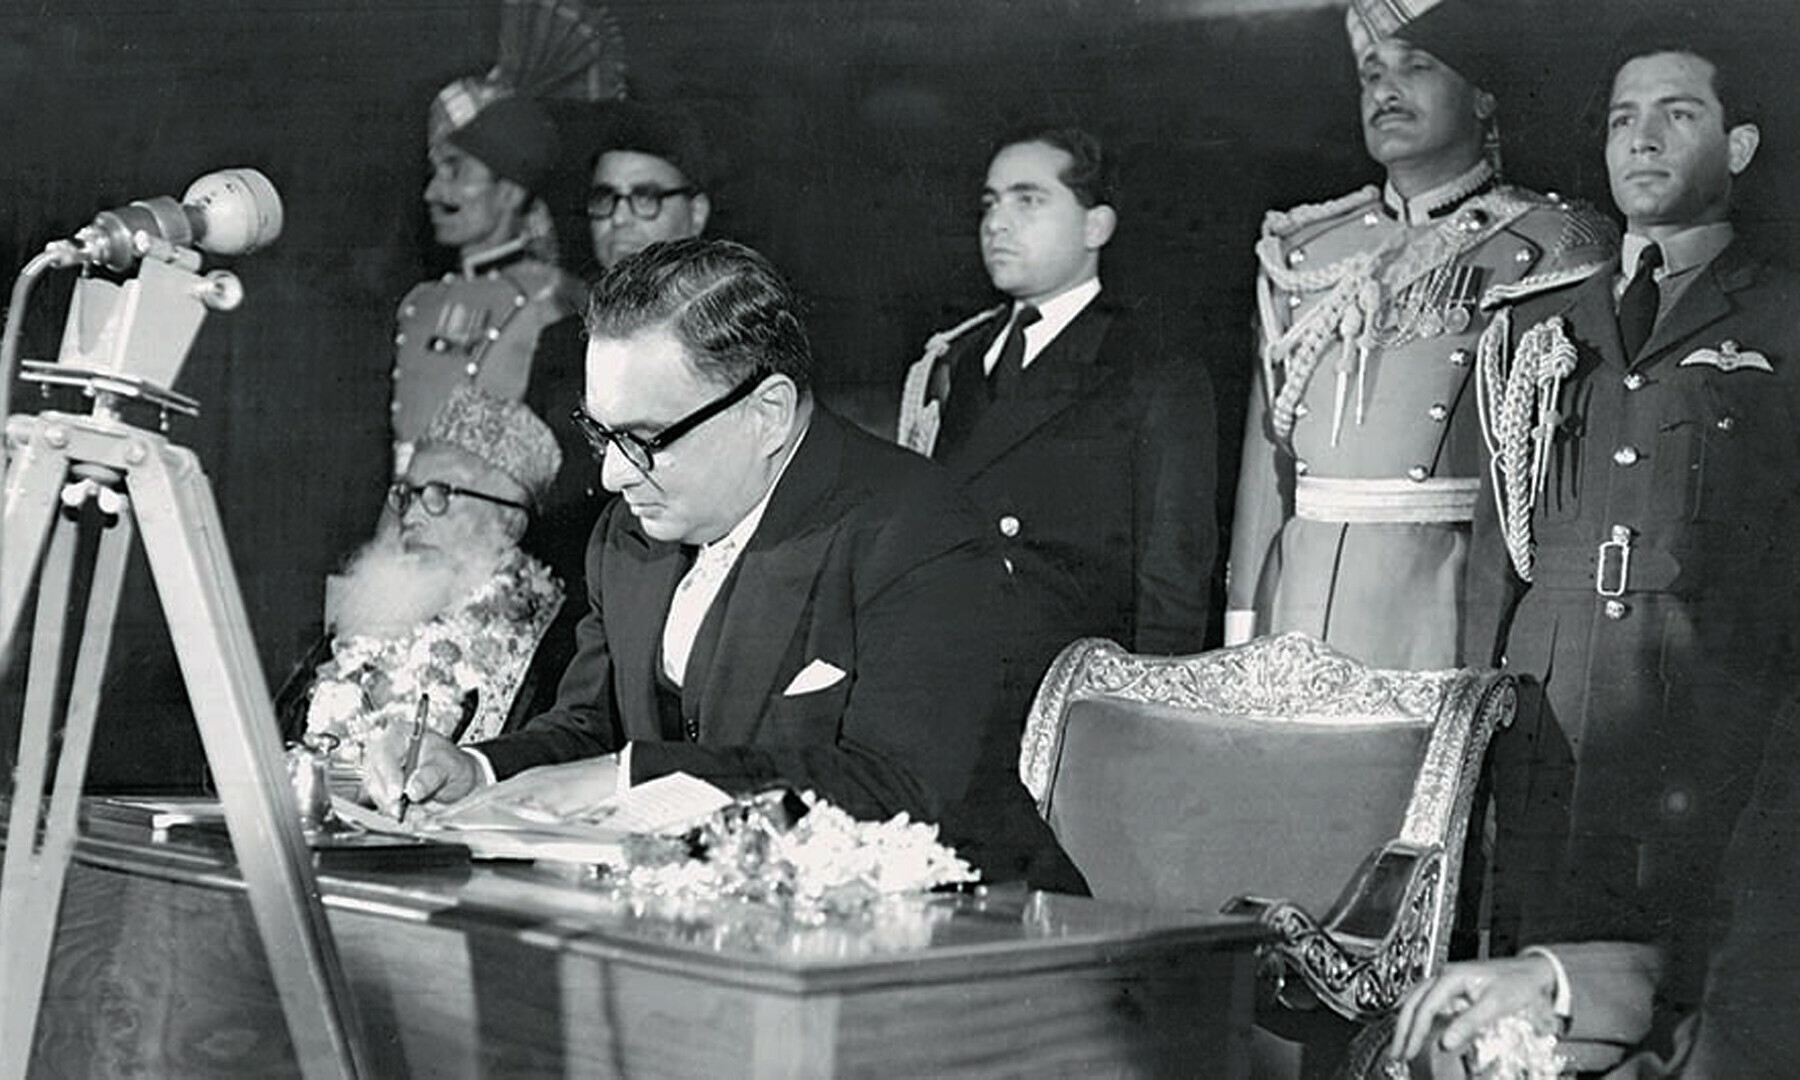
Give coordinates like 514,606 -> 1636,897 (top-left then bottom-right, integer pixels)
1678,339 -> 1775,374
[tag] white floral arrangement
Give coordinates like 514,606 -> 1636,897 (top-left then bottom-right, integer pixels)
304,550 -> 560,754
609,788 -> 979,924
1466,1014 -> 1569,1080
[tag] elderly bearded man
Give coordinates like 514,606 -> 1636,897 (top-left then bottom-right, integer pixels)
280,387 -> 565,754
370,239 -> 1084,893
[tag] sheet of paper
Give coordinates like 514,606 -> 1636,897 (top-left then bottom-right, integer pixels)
332,771 -> 733,864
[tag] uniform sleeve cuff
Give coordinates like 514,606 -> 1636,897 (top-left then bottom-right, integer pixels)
1224,609 -> 1256,646
1521,945 -> 1573,1018
616,743 -> 634,795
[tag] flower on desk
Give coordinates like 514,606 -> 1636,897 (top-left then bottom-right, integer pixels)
612,789 -> 979,924
303,550 -> 560,754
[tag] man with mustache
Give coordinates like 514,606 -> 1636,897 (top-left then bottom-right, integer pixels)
1225,0 -> 1614,670
897,126 -> 1218,718
389,84 -> 585,476
1391,18 -> 1800,1076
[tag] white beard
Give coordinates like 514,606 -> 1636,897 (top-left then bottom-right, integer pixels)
326,529 -> 504,640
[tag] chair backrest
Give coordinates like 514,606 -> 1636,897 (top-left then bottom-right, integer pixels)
1020,633 -> 1508,943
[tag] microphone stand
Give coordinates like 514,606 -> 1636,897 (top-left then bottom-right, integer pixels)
0,234 -> 372,1078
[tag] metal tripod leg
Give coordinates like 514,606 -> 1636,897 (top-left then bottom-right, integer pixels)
0,412 -> 370,1079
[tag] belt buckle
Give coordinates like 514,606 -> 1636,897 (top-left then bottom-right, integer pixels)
1596,525 -> 1632,597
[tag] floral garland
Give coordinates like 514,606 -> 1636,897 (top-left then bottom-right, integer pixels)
606,789 -> 979,925
304,549 -> 561,754
1466,1014 -> 1568,1080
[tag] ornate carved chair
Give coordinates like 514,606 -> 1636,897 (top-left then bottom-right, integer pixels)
1019,632 -> 1514,1024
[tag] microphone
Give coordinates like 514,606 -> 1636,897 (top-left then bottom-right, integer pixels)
64,168 -> 284,272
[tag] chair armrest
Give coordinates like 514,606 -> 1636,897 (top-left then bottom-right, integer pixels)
1223,841 -> 1444,1022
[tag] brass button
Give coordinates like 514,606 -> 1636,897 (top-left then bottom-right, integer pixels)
1716,415 -> 1736,431
1294,402 -> 1310,418
1362,211 -> 1380,227
464,362 -> 480,376
1623,372 -> 1646,391
1612,446 -> 1640,466
998,515 -> 1021,538
1287,294 -> 1302,308
1428,403 -> 1448,422
1287,249 -> 1306,266
1294,459 -> 1310,476
1407,465 -> 1429,482
1448,349 -> 1471,367
1514,247 -> 1532,264
1604,599 -> 1628,620
1663,788 -> 1692,816
394,333 -> 407,345
684,717 -> 700,741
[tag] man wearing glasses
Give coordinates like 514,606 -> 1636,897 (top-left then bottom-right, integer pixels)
372,238 -> 1085,893
279,387 -> 565,751
584,101 -> 713,272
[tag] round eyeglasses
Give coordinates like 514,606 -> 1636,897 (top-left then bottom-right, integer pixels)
387,480 -> 529,517
586,185 -> 698,221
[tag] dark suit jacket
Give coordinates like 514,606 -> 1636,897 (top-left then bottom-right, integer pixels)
931,294 -> 1218,696
477,405 -> 1085,892
1463,242 -> 1800,1003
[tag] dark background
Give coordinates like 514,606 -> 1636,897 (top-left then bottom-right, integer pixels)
1,0 -> 1795,790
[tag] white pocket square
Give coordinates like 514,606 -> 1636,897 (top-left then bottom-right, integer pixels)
783,659 -> 846,696
1679,339 -> 1774,373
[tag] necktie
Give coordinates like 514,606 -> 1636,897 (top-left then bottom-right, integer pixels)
986,304 -> 1043,402
1618,243 -> 1663,361
662,537 -> 742,685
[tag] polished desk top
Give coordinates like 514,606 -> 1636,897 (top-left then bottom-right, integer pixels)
70,800 -> 1267,995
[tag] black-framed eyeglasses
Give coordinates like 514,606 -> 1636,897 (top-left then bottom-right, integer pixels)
586,185 -> 698,221
571,371 -> 768,475
387,480 -> 529,517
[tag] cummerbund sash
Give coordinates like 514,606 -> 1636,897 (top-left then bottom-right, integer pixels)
1294,476 -> 1480,524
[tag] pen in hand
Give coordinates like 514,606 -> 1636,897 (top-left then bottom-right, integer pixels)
396,693 -> 428,823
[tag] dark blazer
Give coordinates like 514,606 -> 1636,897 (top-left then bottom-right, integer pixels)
930,294 -> 1218,695
478,406 -> 1085,892
1464,242 -> 1800,1005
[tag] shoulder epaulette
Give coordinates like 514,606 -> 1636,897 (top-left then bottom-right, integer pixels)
1261,185 -> 1381,242
1493,186 -> 1621,272
1480,261 -> 1610,310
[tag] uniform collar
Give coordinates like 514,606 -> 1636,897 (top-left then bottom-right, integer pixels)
458,234 -> 533,277
1621,223 -> 1734,281
1382,159 -> 1496,226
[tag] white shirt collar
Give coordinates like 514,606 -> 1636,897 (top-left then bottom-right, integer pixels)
983,277 -> 1103,373
700,416 -> 810,558
1621,223 -> 1733,281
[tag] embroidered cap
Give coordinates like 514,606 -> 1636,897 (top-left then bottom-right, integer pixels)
421,386 -> 562,505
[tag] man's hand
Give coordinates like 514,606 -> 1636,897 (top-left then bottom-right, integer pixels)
445,755 -> 622,820
363,724 -> 482,815
1389,955 -> 1559,1068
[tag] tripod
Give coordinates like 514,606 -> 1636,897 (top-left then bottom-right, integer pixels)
0,410 -> 370,1069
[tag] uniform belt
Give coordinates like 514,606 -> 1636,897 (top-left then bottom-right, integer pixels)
1294,476 -> 1480,524
1527,538 -> 1682,594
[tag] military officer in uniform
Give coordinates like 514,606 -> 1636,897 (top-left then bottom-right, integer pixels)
1391,23 -> 1800,1075
1225,0 -> 1615,670
391,86 -> 585,475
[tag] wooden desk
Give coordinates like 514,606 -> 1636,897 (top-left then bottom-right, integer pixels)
24,804 -> 1266,1078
